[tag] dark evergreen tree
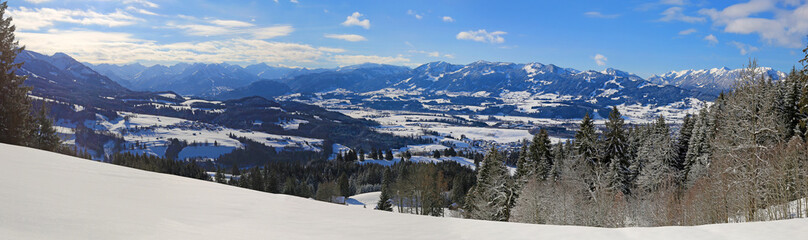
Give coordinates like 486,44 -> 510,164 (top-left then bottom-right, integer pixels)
338,173 -> 350,198
358,148 -> 365,161
384,149 -> 394,161
602,106 -> 630,193
31,104 -> 61,151
675,114 -> 695,173
433,150 -> 441,158
0,2 -> 32,146
376,168 -> 393,211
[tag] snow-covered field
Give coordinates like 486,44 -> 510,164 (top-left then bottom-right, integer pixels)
78,112 -> 323,159
2,143 -> 806,239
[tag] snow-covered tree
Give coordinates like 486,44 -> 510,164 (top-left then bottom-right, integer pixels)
464,147 -> 515,221
636,116 -> 678,193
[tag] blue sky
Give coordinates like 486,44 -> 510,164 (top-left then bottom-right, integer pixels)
9,0 -> 808,77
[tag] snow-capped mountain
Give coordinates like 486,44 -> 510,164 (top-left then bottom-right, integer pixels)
14,50 -> 131,104
86,62 -> 260,96
648,67 -> 787,95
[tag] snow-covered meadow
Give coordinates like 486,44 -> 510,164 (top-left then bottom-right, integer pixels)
2,143 -> 806,240
77,112 -> 323,160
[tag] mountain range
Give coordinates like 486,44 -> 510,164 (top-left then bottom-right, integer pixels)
17,50 -> 787,120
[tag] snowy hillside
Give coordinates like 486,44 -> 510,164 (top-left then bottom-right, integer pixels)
2,143 -> 807,239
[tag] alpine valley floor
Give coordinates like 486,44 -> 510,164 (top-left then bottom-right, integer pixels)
1,143 -> 805,240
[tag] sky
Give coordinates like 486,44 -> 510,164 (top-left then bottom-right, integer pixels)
8,0 -> 808,77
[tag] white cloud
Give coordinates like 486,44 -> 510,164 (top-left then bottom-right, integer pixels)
703,34 -> 718,44
16,30 -> 346,65
679,28 -> 697,35
442,16 -> 454,22
593,54 -> 608,66
290,0 -> 299,3
407,10 -> 423,20
169,23 -> 293,39
252,26 -> 295,39
324,33 -> 367,42
332,54 -> 409,66
456,29 -> 506,44
584,11 -> 620,19
123,0 -> 159,8
8,7 -> 142,31
729,41 -> 759,55
24,0 -> 51,3
209,19 -> 254,27
659,7 -> 705,23
342,12 -> 370,29
699,0 -> 808,48
125,6 -> 158,16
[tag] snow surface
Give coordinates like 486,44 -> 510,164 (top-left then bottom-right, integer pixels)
2,143 -> 807,239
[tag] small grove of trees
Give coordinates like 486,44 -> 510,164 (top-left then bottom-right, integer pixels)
466,52 -> 808,227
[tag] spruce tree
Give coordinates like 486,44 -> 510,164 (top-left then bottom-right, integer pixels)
529,129 -> 553,180
464,147 -> 514,221
384,149 -> 394,160
31,103 -> 60,151
602,106 -> 630,193
636,115 -> 678,192
376,168 -> 394,211
675,114 -> 695,173
515,141 -> 531,180
338,173 -> 350,198
0,2 -> 31,145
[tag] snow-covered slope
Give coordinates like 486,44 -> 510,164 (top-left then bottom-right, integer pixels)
2,143 -> 807,239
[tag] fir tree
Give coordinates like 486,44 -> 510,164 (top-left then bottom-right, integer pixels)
384,149 -> 394,161
529,129 -> 553,180
376,168 -> 394,211
515,141 -> 531,180
0,2 -> 32,146
31,103 -> 60,151
338,173 -> 350,198
464,147 -> 515,221
636,116 -> 678,192
602,106 -> 630,193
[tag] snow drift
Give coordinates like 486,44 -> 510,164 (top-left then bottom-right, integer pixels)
0,143 -> 806,239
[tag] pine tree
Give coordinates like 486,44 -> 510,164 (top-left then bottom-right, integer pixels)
384,149 -> 394,161
602,107 -> 629,193
636,116 -> 678,192
675,114 -> 695,173
684,107 -> 714,186
515,141 -> 531,180
529,129 -> 553,180
0,2 -> 32,146
376,168 -> 394,211
464,147 -> 515,221
31,103 -> 60,151
338,173 -> 350,198
358,149 -> 365,161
